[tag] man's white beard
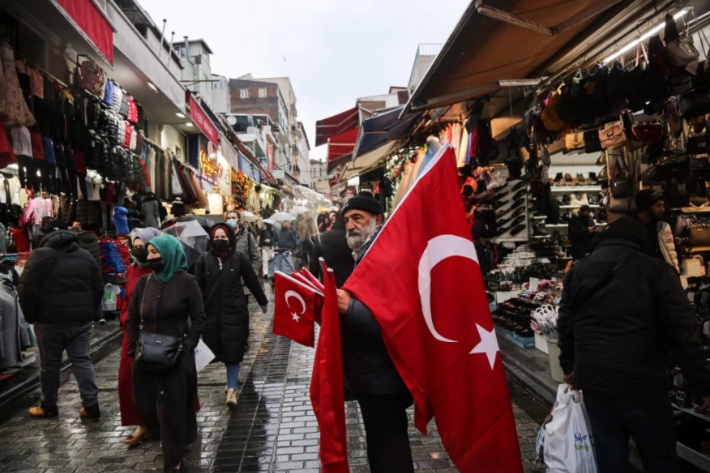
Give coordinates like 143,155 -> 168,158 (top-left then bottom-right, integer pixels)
347,219 -> 378,251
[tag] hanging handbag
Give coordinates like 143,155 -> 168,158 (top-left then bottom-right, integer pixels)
610,151 -> 633,198
134,275 -> 184,372
688,223 -> 710,248
599,121 -> 627,149
680,87 -> 710,119
664,13 -> 700,72
632,123 -> 664,143
564,131 -> 584,152
584,129 -> 602,153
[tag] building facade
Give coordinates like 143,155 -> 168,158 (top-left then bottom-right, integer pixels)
174,38 -> 214,107
310,159 -> 330,195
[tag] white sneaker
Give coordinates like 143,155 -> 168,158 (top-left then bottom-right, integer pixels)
570,194 -> 582,207
579,193 -> 589,206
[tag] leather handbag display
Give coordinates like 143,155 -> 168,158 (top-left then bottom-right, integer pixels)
584,129 -> 602,153
564,131 -> 584,151
664,13 -> 700,72
134,275 -> 184,372
611,176 -> 633,198
599,121 -> 627,149
688,223 -> 710,248
632,123 -> 664,143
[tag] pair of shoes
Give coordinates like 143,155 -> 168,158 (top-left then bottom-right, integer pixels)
29,405 -> 58,418
226,388 -> 238,408
125,427 -> 152,446
79,404 -> 101,420
533,224 -> 550,236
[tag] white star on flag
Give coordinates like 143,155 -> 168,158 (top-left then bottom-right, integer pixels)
470,325 -> 499,369
291,312 -> 300,322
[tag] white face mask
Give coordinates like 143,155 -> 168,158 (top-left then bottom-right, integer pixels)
226,219 -> 238,229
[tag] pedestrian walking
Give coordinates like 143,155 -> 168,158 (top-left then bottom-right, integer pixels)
568,205 -> 597,260
258,222 -> 274,277
127,234 -> 205,473
335,194 -> 414,473
18,223 -> 104,419
558,216 -> 710,473
118,227 -> 161,445
195,223 -> 268,407
225,210 -> 262,274
298,211 -> 318,267
274,220 -> 297,252
309,212 -> 354,288
635,189 -> 679,272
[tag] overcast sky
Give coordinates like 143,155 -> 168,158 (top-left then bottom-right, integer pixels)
139,0 -> 469,160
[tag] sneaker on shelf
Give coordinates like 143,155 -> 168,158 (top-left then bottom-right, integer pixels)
561,195 -> 571,206
570,194 -> 582,207
588,172 -> 599,184
580,193 -> 590,206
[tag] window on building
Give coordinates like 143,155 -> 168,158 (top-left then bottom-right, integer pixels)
178,46 -> 187,58
240,89 -> 249,99
258,88 -> 267,98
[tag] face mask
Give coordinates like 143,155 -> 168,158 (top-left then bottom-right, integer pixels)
226,219 -> 238,229
212,240 -> 229,253
132,247 -> 148,264
148,258 -> 165,272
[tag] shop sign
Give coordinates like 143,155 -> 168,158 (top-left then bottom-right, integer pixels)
216,154 -> 232,195
220,136 -> 240,171
273,169 -> 285,179
238,153 -> 254,180
267,144 -> 275,172
188,95 -> 219,147
199,139 -> 218,179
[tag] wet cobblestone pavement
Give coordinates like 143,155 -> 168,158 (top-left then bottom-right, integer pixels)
0,284 -> 547,472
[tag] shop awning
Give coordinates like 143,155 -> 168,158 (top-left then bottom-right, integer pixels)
315,106 -> 359,147
354,107 -> 422,158
326,128 -> 359,173
403,0 -> 653,115
53,0 -> 115,65
341,141 -> 400,182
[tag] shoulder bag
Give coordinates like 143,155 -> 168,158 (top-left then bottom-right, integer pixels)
134,275 -> 184,372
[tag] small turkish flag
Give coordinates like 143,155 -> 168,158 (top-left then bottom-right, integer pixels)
300,268 -> 325,292
343,145 -> 523,472
292,271 -> 324,324
273,271 -> 318,347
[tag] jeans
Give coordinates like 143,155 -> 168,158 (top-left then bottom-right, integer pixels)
583,389 -> 678,473
357,392 -> 415,473
226,363 -> 240,389
35,321 -> 99,409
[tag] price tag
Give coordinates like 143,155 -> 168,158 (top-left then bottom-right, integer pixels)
529,277 -> 539,292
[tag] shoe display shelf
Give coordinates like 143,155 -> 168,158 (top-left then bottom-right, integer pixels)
493,179 -> 530,243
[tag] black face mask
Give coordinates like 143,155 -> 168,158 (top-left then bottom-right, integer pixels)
148,257 -> 165,272
212,240 -> 230,253
132,247 -> 148,264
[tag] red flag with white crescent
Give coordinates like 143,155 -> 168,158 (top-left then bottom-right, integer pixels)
343,145 -> 523,472
273,271 -> 317,347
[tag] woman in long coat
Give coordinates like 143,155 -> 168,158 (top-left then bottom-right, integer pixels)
127,234 -> 205,472
118,227 -> 161,445
194,223 -> 268,407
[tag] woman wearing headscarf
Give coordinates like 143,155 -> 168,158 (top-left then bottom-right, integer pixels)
127,234 -> 205,472
118,228 -> 161,445
194,223 -> 268,407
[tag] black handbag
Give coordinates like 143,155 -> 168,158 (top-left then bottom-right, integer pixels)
134,275 -> 184,372
680,87 -> 710,120
584,129 -> 602,153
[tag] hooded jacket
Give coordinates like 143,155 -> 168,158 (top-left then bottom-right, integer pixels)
558,217 -> 710,397
194,223 -> 268,364
18,231 -> 104,324
75,230 -> 101,268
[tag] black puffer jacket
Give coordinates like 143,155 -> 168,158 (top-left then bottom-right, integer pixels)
18,231 -> 104,324
75,230 -> 101,268
309,223 -> 354,288
558,216 -> 710,397
194,223 -> 268,364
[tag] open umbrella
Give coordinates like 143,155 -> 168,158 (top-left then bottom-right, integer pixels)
176,215 -> 214,235
163,220 -> 209,267
241,211 -> 258,222
262,219 -> 278,227
271,212 -> 296,222
290,206 -> 310,215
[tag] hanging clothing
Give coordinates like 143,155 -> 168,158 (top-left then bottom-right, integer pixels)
0,42 -> 34,127
0,283 -> 31,370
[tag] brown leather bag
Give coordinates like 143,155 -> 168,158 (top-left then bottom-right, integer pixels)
564,132 -> 584,152
599,121 -> 627,149
688,224 -> 710,248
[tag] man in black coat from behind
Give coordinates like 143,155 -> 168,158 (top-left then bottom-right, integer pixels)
558,216 -> 710,472
568,204 -> 597,260
18,221 -> 104,419
309,212 -> 354,288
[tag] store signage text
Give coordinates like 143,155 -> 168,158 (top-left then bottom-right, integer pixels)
188,95 -> 219,146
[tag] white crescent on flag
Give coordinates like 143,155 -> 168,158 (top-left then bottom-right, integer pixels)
418,234 -> 479,343
285,290 -> 306,322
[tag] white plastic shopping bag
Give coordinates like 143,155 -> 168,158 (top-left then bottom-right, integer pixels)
543,384 -> 598,473
194,339 -> 215,373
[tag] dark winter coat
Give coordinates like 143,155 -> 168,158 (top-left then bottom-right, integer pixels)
342,233 -> 408,395
309,223 -> 354,288
18,231 -> 104,324
274,227 -> 297,250
558,217 -> 710,397
568,214 -> 595,259
75,230 -> 101,268
194,223 -> 268,364
258,228 -> 273,247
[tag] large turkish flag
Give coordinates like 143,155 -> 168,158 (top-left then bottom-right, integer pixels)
343,145 -> 523,472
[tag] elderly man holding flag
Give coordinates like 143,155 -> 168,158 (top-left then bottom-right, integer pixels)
274,144 -> 523,472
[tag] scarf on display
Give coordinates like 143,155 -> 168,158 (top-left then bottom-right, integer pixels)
147,234 -> 187,283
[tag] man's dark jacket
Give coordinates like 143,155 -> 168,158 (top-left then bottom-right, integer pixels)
309,223 -> 354,288
274,227 -> 297,250
568,214 -> 595,259
341,233 -> 408,396
18,231 -> 104,324
558,217 -> 710,397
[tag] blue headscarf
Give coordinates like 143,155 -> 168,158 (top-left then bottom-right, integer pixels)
146,234 -> 187,283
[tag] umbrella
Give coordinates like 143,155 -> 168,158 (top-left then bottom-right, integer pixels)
176,215 -> 214,235
271,212 -> 296,222
241,211 -> 258,222
262,219 -> 278,227
291,206 -> 310,215
163,220 -> 209,267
